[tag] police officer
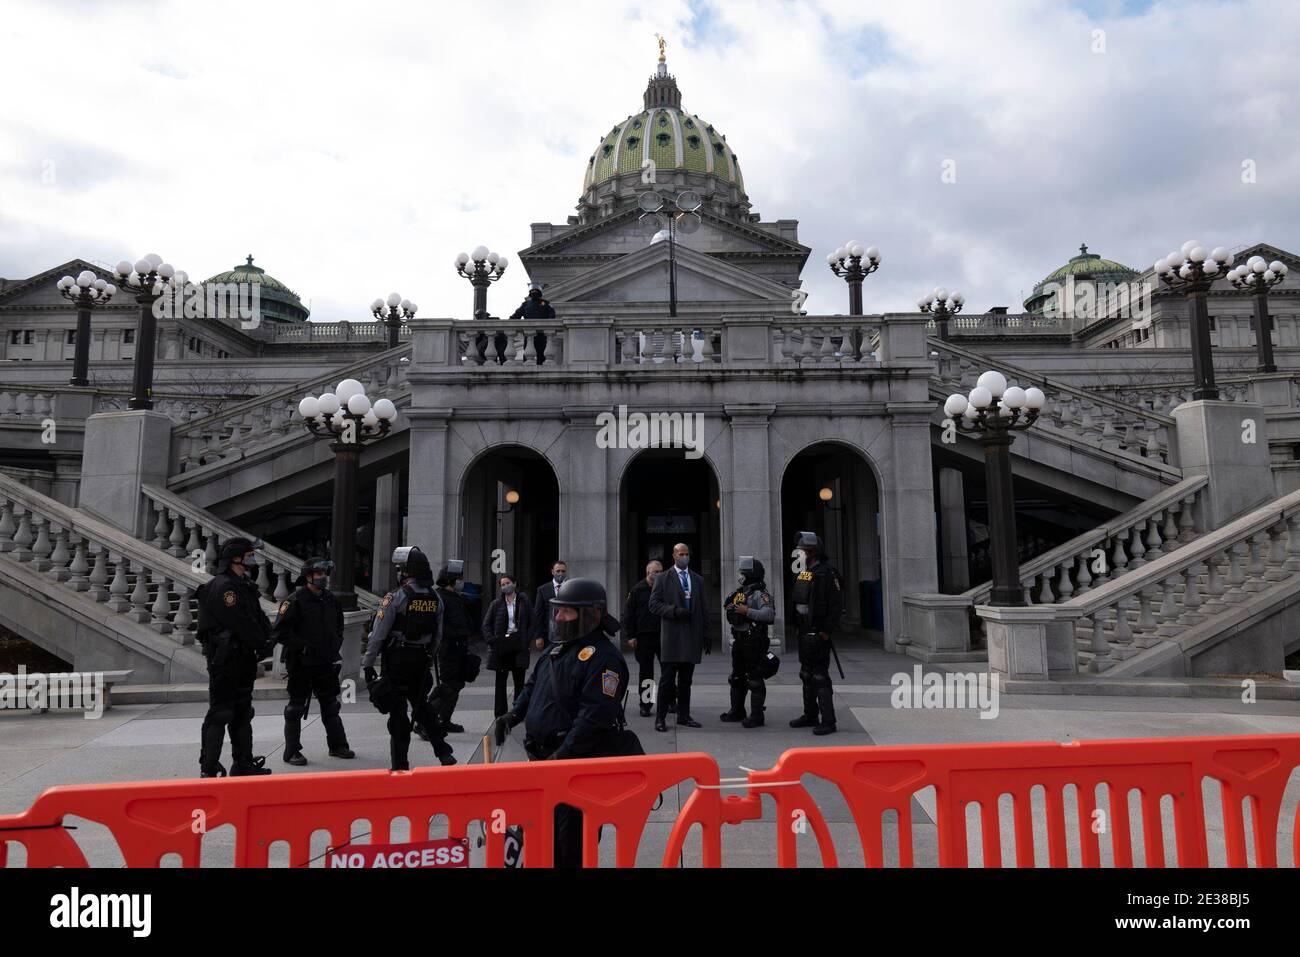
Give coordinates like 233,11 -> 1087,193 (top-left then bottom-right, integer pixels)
197,537 -> 274,777
509,283 -> 556,365
502,578 -> 634,867
362,547 -> 456,770
720,557 -> 777,728
272,557 -> 355,766
789,532 -> 844,736
621,560 -> 663,717
426,560 -> 475,735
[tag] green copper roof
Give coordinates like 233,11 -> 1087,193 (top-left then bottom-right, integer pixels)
582,107 -> 743,193
206,255 -> 302,302
1037,244 -> 1137,286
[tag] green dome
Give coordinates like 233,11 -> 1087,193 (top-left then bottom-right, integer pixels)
205,255 -> 309,323
582,107 -> 744,194
1025,244 -> 1138,314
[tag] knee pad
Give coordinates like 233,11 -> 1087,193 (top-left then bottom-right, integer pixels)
798,669 -> 813,684
284,702 -> 307,722
747,677 -> 764,693
320,696 -> 341,720
205,704 -> 235,727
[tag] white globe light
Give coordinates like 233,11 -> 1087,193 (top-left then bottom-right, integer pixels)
105,284 -> 117,296
373,398 -> 397,421
1263,269 -> 1276,283
115,260 -> 133,277
57,276 -> 72,289
317,392 -> 340,415
298,396 -> 320,419
94,278 -> 107,291
144,253 -> 163,268
386,292 -> 401,308
1249,256 -> 1267,273
833,247 -> 847,261
849,242 -> 865,258
1188,246 -> 1207,263
472,245 -> 489,261
1269,261 -> 1285,274
976,370 -> 1007,397
455,251 -> 469,265
952,292 -> 965,305
134,258 -> 152,274
371,298 -> 384,312
336,378 -> 364,404
408,302 -> 418,314
401,299 -> 413,311
944,394 -> 968,417
362,410 -> 379,428
126,273 -> 141,287
158,263 -> 174,279
487,251 -> 500,265
1210,246 -> 1230,263
1179,264 -> 1194,279
1202,259 -> 1218,275
827,252 -> 839,265
865,245 -> 880,261
1024,387 -> 1046,410
1181,240 -> 1200,256
923,293 -> 935,306
968,386 -> 992,409
935,287 -> 949,301
76,270 -> 96,287
1003,386 -> 1027,409
916,297 -> 928,310
347,393 -> 371,416
1223,250 -> 1234,267
1154,260 -> 1170,275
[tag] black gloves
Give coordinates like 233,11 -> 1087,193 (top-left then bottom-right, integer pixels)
364,666 -> 378,686
506,710 -> 524,728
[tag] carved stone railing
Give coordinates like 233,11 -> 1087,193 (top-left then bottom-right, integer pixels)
169,345 -> 410,474
253,320 -> 411,343
455,322 -> 565,367
0,472 -> 274,659
927,313 -> 1074,337
978,488 -> 1300,676
1094,380 -> 1254,414
0,390 -> 56,421
932,339 -> 1178,466
140,484 -> 380,610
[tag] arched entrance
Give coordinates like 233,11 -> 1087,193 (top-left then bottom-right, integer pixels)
619,450 -> 721,645
780,442 -> 883,645
461,446 -> 560,606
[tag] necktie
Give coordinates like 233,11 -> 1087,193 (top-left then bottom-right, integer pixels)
679,570 -> 690,608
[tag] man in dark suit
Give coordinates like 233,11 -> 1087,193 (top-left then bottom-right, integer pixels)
530,560 -> 568,649
648,543 -> 710,731
622,560 -> 663,717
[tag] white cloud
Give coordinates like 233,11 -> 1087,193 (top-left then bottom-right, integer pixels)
0,0 -> 1296,318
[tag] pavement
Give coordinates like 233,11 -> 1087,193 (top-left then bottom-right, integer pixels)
2,644 -> 1299,867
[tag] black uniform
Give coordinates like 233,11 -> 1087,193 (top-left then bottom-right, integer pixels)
363,581 -> 453,769
429,586 -> 476,729
791,560 -> 844,728
272,585 -> 350,757
621,578 -> 661,713
722,577 -> 776,726
507,627 -> 632,867
197,568 -> 273,774
509,295 -> 556,365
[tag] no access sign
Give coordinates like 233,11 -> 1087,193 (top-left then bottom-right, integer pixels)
326,838 -> 470,869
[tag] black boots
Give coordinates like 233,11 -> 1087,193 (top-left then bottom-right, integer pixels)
283,750 -> 308,766
230,756 -> 272,776
789,715 -> 817,728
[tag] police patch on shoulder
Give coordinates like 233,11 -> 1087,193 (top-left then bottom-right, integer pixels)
601,669 -> 619,697
223,591 -> 236,607
278,600 -> 290,616
381,594 -> 392,608
797,571 -> 813,581
578,645 -> 595,662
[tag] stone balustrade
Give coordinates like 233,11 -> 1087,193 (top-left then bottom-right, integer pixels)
978,487 -> 1300,678
928,313 -> 1073,337
252,320 -> 410,343
932,340 -> 1176,465
140,484 -> 381,610
0,390 -> 55,421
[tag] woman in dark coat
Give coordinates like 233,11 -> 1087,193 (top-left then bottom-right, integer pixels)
481,573 -> 537,716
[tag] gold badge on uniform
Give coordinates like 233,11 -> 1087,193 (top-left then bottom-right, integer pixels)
223,591 -> 236,607
578,646 -> 595,661
278,600 -> 290,616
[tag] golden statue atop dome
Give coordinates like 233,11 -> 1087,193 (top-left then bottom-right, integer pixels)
656,33 -> 666,63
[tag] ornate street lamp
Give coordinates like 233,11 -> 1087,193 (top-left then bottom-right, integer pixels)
918,286 -> 965,341
827,242 -> 881,316
112,254 -> 177,410
1153,241 -> 1234,400
297,378 -> 399,610
638,189 -> 702,318
56,270 -> 116,386
1228,255 -> 1289,374
942,373 -> 1046,606
370,292 -> 417,349
455,247 -> 507,320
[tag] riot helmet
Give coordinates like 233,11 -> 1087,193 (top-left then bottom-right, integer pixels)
549,577 -> 607,643
436,558 -> 465,589
392,546 -> 434,583
303,557 -> 333,589
738,556 -> 766,586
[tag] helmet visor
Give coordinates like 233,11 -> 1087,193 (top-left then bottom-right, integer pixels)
550,603 -> 605,642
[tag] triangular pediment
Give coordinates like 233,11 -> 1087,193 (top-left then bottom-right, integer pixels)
545,241 -> 799,305
521,209 -> 807,260
0,260 -> 117,309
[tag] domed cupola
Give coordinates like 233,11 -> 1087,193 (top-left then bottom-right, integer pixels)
1024,244 -> 1139,315
205,255 -> 310,324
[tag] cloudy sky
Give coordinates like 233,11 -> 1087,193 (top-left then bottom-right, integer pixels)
1,0 -> 1297,320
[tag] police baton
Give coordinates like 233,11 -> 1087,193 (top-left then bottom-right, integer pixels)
827,635 -> 846,680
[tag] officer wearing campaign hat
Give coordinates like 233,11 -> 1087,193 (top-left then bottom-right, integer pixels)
272,557 -> 354,766
362,546 -> 455,770
502,577 -> 636,866
196,537 -> 275,777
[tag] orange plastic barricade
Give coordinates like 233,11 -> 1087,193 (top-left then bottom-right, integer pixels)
0,753 -> 723,868
663,733 -> 1300,868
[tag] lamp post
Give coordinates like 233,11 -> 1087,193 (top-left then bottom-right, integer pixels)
827,242 -> 881,316
370,293 -> 417,349
56,271 -> 116,386
637,189 -> 702,318
942,373 -> 1046,606
1153,241 -> 1235,400
297,379 -> 399,610
112,254 -> 177,410
1228,255 -> 1289,374
918,287 -> 965,341
455,247 -> 507,320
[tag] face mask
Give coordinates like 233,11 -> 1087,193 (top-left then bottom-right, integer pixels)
674,556 -> 689,570
309,575 -> 328,589
502,584 -> 515,595
553,572 -> 566,585
244,554 -> 258,568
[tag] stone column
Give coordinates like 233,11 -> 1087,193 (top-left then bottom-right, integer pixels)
78,410 -> 173,538
371,470 -> 403,593
938,467 -> 970,592
405,409 -> 451,560
560,408 -> 615,605
726,405 -> 778,645
884,405 -> 940,653
1173,399 -> 1275,529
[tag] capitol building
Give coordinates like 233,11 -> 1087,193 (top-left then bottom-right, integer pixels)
0,48 -> 1297,687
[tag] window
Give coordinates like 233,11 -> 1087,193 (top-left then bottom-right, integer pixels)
656,132 -> 670,146
8,331 -> 19,345
66,329 -> 77,345
626,136 -> 639,148
122,328 -> 135,344
688,134 -> 701,148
